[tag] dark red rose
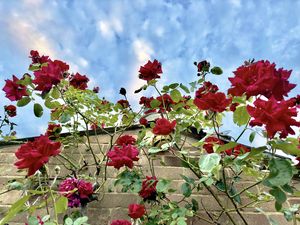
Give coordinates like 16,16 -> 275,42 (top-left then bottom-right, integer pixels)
194,91 -> 232,113
46,123 -> 61,137
116,135 -> 136,146
69,73 -> 89,90
128,204 -> 146,219
230,103 -> 239,112
33,60 -> 69,93
224,144 -> 250,157
2,75 -> 29,101
139,117 -> 148,126
139,96 -> 154,109
156,94 -> 174,112
228,60 -> 296,100
107,145 -> 139,169
139,59 -> 162,81
139,176 -> 158,200
14,135 -> 61,176
93,86 -> 100,93
117,99 -> 130,108
203,137 -> 224,154
247,97 -> 300,138
4,105 -> 17,117
110,220 -> 131,225
77,179 -> 94,199
29,50 -> 49,65
196,60 -> 210,72
152,118 -> 176,135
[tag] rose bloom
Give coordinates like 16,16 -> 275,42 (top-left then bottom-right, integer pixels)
224,144 -> 250,157
117,99 -> 130,108
4,105 -> 17,117
203,136 -> 224,154
139,96 -> 154,108
128,204 -> 146,219
107,144 -> 139,169
2,75 -> 29,101
116,135 -> 136,146
156,94 -> 174,112
139,59 -> 162,81
228,60 -> 296,100
14,135 -> 61,176
29,50 -> 49,65
139,117 -> 148,126
77,179 -> 94,199
110,220 -> 131,225
139,176 -> 158,200
33,60 -> 69,93
152,118 -> 176,135
247,97 -> 300,138
69,72 -> 89,90
45,123 -> 61,137
194,91 -> 231,113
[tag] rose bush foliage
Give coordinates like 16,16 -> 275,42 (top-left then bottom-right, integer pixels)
0,52 -> 299,225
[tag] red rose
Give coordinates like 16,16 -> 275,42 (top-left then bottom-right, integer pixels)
196,60 -> 210,72
117,99 -> 130,108
29,50 -> 49,65
194,91 -> 231,113
110,220 -> 131,225
156,94 -> 174,112
77,179 -> 94,199
139,59 -> 162,81
139,176 -> 158,200
14,135 -> 61,176
152,118 -> 176,135
2,75 -> 29,101
107,144 -> 139,169
203,137 -> 224,154
33,60 -> 69,93
224,144 -> 250,157
139,96 -> 154,109
139,117 -> 148,126
4,105 -> 17,117
128,204 -> 146,219
46,123 -> 61,137
229,103 -> 239,112
228,60 -> 296,100
247,97 -> 300,138
116,135 -> 136,146
69,73 -> 89,90
93,86 -> 100,93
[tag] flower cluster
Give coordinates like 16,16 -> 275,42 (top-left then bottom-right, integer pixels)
14,135 -> 61,176
59,178 -> 94,208
107,135 -> 139,169
228,60 -> 296,100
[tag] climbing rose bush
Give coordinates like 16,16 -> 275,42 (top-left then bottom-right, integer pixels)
0,51 -> 299,225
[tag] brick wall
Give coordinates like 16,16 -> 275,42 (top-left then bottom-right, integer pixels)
0,130 -> 299,225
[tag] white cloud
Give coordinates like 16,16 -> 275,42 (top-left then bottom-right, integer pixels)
97,17 -> 123,39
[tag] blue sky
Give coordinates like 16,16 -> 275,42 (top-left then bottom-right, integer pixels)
0,0 -> 299,142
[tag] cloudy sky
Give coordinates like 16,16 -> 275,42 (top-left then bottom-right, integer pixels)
0,0 -> 299,143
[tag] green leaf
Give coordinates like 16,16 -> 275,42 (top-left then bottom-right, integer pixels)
233,106 -> 250,126
0,195 -> 30,225
270,187 -> 287,205
179,84 -> 190,93
249,132 -> 256,143
191,199 -> 199,211
51,87 -> 60,99
55,196 -> 68,214
169,83 -> 179,89
28,216 -> 39,225
264,158 -> 293,187
229,186 -> 242,204
148,147 -> 165,154
64,218 -> 73,225
45,99 -> 61,109
210,66 -> 223,75
17,97 -> 31,107
181,183 -> 192,197
170,89 -> 182,103
156,179 -> 171,193
33,103 -> 43,117
198,153 -> 221,173
245,146 -> 266,159
74,216 -> 88,225
216,142 -> 238,153
270,138 -> 300,156
150,99 -> 161,108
